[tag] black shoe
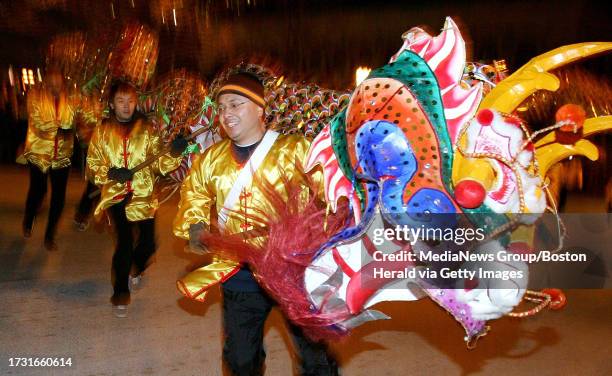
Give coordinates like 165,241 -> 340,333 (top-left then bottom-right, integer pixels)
22,220 -> 32,238
73,218 -> 89,232
73,213 -> 90,232
44,238 -> 58,251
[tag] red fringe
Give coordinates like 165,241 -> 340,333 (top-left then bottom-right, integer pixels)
201,167 -> 353,341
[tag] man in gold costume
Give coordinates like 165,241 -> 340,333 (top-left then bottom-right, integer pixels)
173,72 -> 338,376
21,68 -> 95,251
87,81 -> 186,317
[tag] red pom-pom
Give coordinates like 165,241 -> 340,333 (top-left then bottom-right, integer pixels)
476,109 -> 494,126
542,288 -> 567,310
555,104 -> 586,144
454,179 -> 486,209
555,104 -> 586,129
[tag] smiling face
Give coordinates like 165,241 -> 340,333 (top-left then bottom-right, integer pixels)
112,91 -> 137,122
218,93 -> 265,145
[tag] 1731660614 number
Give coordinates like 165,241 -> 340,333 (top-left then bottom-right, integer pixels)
9,357 -> 72,367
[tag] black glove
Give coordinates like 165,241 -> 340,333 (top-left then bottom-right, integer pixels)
188,222 -> 209,255
170,136 -> 188,157
107,167 -> 133,183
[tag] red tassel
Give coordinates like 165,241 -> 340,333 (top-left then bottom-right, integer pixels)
200,166 -> 353,341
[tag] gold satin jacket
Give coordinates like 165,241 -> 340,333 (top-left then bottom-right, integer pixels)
173,133 -> 318,241
22,87 -> 98,172
173,133 -> 323,301
87,115 -> 182,222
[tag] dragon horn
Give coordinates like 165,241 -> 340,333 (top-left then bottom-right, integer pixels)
536,139 -> 599,179
480,42 -> 612,113
535,115 -> 612,178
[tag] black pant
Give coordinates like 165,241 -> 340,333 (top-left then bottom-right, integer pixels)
75,180 -> 98,221
23,164 -> 70,241
108,200 -> 156,305
222,286 -> 338,376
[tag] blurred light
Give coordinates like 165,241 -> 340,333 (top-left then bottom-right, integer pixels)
517,106 -> 528,112
493,59 -> 508,73
355,67 -> 371,86
37,68 -> 42,82
161,9 -> 165,24
569,156 -> 573,160
110,2 -> 115,19
173,8 -> 177,26
22,68 -> 28,85
8,66 -> 14,87
28,69 -> 34,85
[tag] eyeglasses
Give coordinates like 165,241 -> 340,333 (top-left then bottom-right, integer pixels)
217,101 -> 248,114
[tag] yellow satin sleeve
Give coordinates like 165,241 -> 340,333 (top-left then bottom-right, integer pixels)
176,259 -> 240,302
173,149 -> 215,239
87,116 -> 182,222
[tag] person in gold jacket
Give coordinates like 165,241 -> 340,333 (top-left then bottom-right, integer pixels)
21,68 -> 95,251
173,72 -> 337,376
87,81 -> 186,317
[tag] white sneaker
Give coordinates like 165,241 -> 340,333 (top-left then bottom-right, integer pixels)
130,275 -> 142,292
113,304 -> 128,318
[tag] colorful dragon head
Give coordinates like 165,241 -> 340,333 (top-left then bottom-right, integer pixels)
302,17 -> 612,346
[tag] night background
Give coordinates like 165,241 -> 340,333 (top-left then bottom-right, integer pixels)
1,0 -> 611,86
1,0 -> 610,190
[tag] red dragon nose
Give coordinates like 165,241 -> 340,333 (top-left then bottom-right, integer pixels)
454,179 -> 486,209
